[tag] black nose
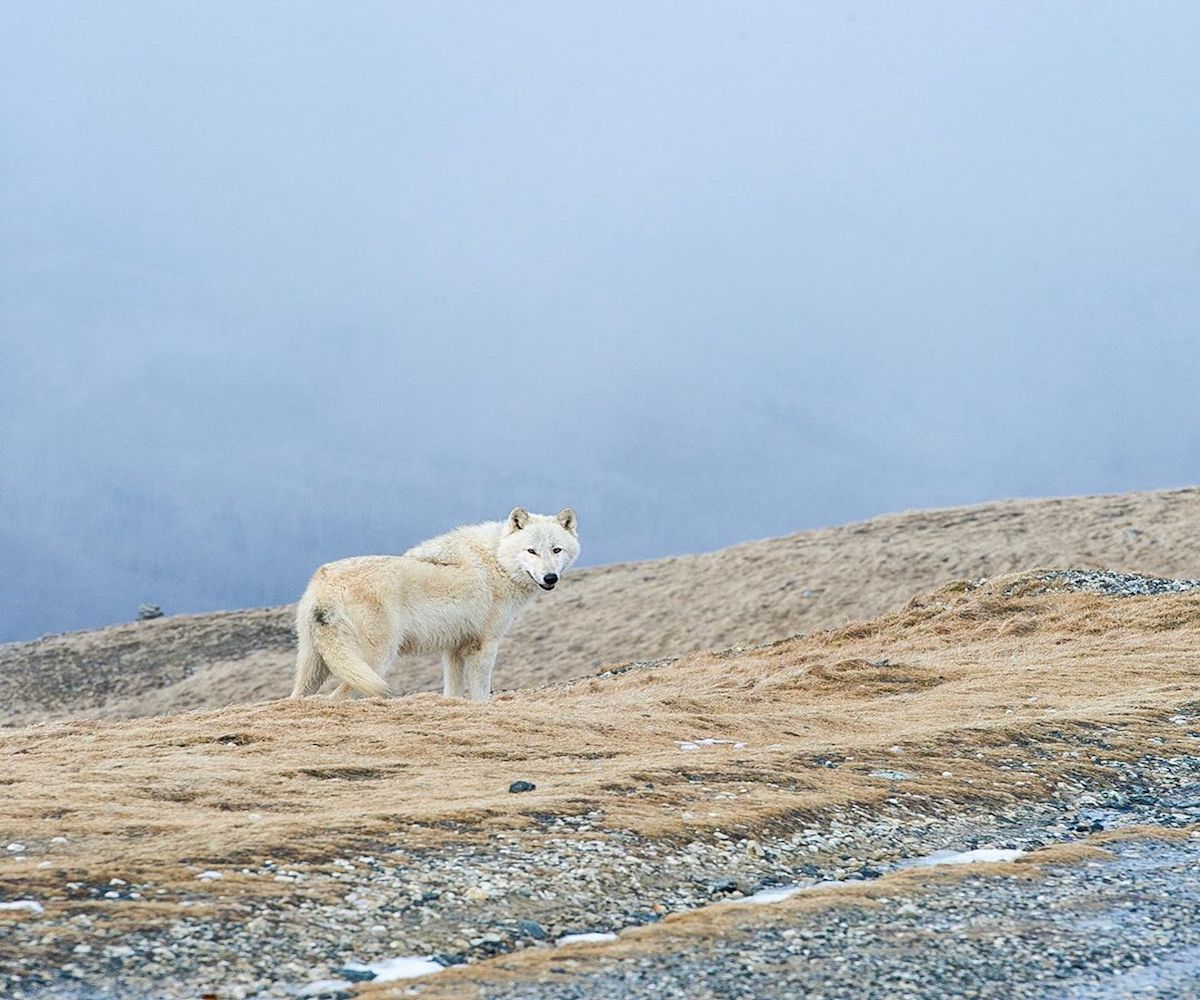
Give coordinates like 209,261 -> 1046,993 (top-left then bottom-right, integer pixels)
543,573 -> 558,585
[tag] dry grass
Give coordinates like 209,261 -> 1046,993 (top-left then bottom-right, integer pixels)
4,486 -> 1200,725
3,572 -> 1199,921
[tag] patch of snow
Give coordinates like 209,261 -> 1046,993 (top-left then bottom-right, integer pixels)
363,956 -> 445,981
736,885 -> 802,904
556,931 -> 619,946
677,738 -> 747,751
196,870 -> 223,881
733,880 -> 853,905
903,847 -> 1026,867
295,979 -> 352,997
0,900 -> 44,914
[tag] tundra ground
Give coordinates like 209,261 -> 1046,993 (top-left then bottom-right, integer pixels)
2,570 -> 1199,997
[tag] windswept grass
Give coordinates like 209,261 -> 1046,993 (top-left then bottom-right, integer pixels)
2,572 -> 1198,920
4,486 -> 1200,725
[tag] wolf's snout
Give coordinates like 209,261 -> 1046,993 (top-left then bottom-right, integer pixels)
543,573 -> 559,587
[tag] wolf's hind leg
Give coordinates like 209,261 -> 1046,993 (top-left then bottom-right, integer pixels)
291,635 -> 331,697
312,625 -> 392,698
443,653 -> 466,698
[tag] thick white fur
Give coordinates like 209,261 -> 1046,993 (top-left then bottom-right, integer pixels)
290,508 -> 579,702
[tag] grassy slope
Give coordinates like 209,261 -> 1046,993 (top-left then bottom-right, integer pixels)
3,486 -> 1199,726
3,572 -> 1198,910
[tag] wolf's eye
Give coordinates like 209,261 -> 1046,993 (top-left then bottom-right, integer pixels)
527,548 -> 537,555
552,547 -> 562,554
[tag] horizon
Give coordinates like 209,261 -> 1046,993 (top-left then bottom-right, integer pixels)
7,483 -> 1199,641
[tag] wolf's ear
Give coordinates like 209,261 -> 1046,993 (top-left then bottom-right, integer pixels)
506,507 -> 530,532
555,507 -> 577,534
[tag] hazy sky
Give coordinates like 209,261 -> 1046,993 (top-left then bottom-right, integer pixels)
3,2 -> 1199,641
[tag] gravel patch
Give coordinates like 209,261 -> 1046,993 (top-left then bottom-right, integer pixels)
1040,570 -> 1200,597
475,836 -> 1200,1000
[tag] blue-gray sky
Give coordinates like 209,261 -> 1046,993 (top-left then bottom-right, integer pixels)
3,2 -> 1199,641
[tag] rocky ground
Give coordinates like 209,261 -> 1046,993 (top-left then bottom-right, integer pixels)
1,569 -> 1199,999
3,723 -> 1199,999
1040,569 -> 1200,597
466,833 -> 1200,1000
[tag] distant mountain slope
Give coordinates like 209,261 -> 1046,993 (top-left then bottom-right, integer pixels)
2,486 -> 1198,726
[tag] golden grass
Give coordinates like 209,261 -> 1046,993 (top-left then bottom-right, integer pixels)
2,571 -> 1198,925
6,486 -> 1200,725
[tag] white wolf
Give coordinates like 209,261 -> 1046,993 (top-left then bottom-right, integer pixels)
290,507 -> 579,702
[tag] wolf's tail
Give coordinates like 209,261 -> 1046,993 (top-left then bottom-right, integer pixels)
295,605 -> 391,699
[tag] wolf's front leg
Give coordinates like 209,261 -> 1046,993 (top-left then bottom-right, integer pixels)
460,640 -> 501,702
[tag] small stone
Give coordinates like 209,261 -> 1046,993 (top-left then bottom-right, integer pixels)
137,604 -> 164,620
508,781 -> 536,793
0,900 -> 43,915
518,919 -> 548,940
6,843 -> 27,852
335,965 -> 377,983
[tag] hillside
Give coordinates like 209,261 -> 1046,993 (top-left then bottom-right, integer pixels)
3,487 -> 1199,727
2,570 -> 1199,998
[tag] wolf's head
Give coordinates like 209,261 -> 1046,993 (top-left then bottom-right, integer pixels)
497,507 -> 580,591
